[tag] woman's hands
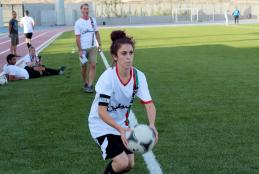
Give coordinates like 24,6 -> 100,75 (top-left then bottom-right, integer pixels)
118,126 -> 131,149
149,124 -> 158,144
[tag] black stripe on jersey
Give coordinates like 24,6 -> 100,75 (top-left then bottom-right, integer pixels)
99,102 -> 109,106
100,94 -> 111,99
99,94 -> 111,106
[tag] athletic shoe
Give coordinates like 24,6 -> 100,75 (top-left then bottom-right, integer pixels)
60,66 -> 66,71
59,66 -> 66,75
84,85 -> 94,93
84,83 -> 89,92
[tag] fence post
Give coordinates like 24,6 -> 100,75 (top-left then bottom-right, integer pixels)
191,8 -> 193,22
212,7 -> 215,22
55,0 -> 65,25
175,7 -> 178,22
171,7 -> 174,22
0,4 -> 3,27
197,9 -> 199,22
129,3 -> 132,25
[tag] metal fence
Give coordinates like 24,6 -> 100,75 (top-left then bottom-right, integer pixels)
1,1 -> 259,27
2,4 -> 23,26
94,1 -> 259,25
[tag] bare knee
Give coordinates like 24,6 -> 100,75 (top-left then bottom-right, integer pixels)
89,63 -> 96,70
81,65 -> 86,71
114,159 -> 129,172
81,64 -> 86,69
112,153 -> 129,172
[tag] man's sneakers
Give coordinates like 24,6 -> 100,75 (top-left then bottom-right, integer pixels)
84,83 -> 94,93
59,66 -> 66,75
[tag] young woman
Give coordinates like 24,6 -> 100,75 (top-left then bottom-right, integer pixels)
88,30 -> 158,174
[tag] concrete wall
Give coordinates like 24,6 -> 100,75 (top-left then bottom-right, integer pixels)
24,3 -> 55,26
23,2 -> 94,26
41,10 -> 56,26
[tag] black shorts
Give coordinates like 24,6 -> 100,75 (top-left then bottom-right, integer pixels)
25,33 -> 33,39
96,134 -> 133,160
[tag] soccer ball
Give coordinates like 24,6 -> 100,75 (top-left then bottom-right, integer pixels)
126,124 -> 156,154
0,75 -> 8,86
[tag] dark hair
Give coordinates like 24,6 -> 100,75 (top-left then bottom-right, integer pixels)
25,10 -> 29,15
7,54 -> 15,63
110,30 -> 135,57
80,3 -> 89,9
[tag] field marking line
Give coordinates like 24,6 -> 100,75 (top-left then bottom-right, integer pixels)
99,48 -> 163,174
129,112 -> 163,174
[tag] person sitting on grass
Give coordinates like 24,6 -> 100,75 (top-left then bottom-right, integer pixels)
24,46 -> 65,77
4,54 -> 32,81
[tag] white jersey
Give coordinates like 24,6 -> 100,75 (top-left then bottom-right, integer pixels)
20,16 -> 35,33
88,66 -> 152,138
24,55 -> 40,67
3,64 -> 29,80
74,17 -> 98,49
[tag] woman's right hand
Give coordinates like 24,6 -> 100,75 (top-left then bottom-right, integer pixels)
119,127 -> 131,149
79,50 -> 83,58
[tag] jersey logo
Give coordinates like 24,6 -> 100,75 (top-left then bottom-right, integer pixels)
107,104 -> 130,112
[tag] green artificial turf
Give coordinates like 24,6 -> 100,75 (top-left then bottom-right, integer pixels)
1,24 -> 259,174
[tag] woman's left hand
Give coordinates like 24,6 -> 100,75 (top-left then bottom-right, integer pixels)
149,125 -> 158,144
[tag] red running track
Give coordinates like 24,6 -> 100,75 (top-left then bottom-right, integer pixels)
0,27 -> 72,72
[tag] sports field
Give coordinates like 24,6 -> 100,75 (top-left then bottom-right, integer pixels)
1,24 -> 259,174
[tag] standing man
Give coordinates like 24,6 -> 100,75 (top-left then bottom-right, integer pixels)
232,8 -> 240,24
20,10 -> 35,49
8,11 -> 19,56
74,3 -> 102,93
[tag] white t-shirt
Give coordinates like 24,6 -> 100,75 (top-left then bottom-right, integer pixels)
20,16 -> 35,33
3,64 -> 29,80
74,17 -> 98,49
24,55 -> 40,67
88,66 -> 152,138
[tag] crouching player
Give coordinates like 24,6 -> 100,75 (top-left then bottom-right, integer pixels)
88,30 -> 158,173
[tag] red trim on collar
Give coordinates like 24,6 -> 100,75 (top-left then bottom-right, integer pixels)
116,64 -> 132,86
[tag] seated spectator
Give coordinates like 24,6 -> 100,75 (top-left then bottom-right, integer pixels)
24,46 -> 65,76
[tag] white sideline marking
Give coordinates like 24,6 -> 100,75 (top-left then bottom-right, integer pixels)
100,50 -> 163,174
0,32 -> 47,55
129,112 -> 163,174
